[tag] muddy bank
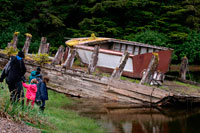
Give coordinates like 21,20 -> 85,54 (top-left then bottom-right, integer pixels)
0,117 -> 39,133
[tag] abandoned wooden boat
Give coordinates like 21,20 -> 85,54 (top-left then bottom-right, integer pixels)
0,52 -> 200,107
66,37 -> 173,78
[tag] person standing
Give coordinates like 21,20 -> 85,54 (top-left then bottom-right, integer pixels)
38,77 -> 49,112
0,51 -> 26,104
29,67 -> 41,83
22,79 -> 38,108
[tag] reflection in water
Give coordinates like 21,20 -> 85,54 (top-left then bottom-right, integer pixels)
63,98 -> 200,133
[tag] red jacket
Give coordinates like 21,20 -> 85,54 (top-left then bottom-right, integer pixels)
22,82 -> 37,101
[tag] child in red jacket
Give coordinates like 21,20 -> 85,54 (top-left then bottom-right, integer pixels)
22,79 -> 38,107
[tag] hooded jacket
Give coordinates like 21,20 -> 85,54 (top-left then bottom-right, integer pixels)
1,56 -> 26,84
22,82 -> 37,101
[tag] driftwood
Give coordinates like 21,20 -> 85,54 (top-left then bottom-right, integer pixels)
63,49 -> 76,69
38,37 -> 50,54
180,57 -> 188,80
22,35 -> 32,54
140,53 -> 159,85
7,33 -> 19,49
111,51 -> 130,79
88,45 -> 100,74
52,45 -> 65,65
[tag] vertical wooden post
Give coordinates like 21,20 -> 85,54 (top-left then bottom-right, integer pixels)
62,47 -> 69,64
22,33 -> 32,54
111,51 -> 130,79
52,45 -> 65,65
140,53 -> 159,85
8,32 -> 19,49
88,45 -> 100,74
63,48 -> 76,69
38,37 -> 47,54
180,56 -> 188,80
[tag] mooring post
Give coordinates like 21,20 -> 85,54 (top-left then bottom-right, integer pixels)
52,45 -> 65,65
88,45 -> 100,74
140,53 -> 159,85
111,51 -> 130,79
63,48 -> 76,69
8,32 -> 19,50
38,37 -> 48,54
22,33 -> 32,54
180,56 -> 188,80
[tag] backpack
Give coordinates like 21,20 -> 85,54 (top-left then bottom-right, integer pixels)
3,58 -> 12,76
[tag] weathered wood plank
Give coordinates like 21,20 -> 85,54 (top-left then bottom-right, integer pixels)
180,56 -> 188,80
63,49 -> 76,69
52,45 -> 65,65
111,51 -> 129,79
88,45 -> 100,74
140,53 -> 159,85
22,34 -> 32,54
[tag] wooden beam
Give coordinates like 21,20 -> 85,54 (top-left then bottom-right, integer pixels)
180,56 -> 188,80
88,45 -> 100,74
63,48 -> 76,69
8,33 -> 19,49
52,45 -> 65,65
140,53 -> 159,85
22,34 -> 32,54
62,47 -> 69,64
38,37 -> 50,54
111,51 -> 130,79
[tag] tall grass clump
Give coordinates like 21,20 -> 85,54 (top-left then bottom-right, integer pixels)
0,80 -> 49,130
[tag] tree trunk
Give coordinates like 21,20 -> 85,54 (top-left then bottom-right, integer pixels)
22,36 -> 32,54
88,45 -> 100,74
111,51 -> 130,79
180,57 -> 188,80
52,45 -> 65,65
140,53 -> 159,85
63,49 -> 76,69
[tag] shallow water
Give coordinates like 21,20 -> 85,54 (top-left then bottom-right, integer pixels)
64,98 -> 200,133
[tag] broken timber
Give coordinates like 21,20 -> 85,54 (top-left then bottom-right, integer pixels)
88,45 -> 100,74
7,33 -> 19,50
140,53 -> 159,85
180,56 -> 188,80
38,37 -> 50,54
22,35 -> 32,54
0,53 -> 200,107
111,51 -> 129,79
63,48 -> 76,69
52,45 -> 65,65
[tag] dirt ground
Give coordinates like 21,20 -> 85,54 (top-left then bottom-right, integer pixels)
160,80 -> 200,96
0,117 -> 39,133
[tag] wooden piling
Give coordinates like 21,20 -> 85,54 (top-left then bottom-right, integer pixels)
62,47 -> 69,64
8,32 -> 19,49
52,45 -> 65,65
38,37 -> 50,54
63,49 -> 76,69
88,45 -> 100,74
22,33 -> 32,54
140,53 -> 159,85
111,51 -> 130,79
180,56 -> 188,80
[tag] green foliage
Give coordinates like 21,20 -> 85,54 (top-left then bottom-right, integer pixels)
0,0 -> 200,64
125,30 -> 169,47
33,53 -> 49,65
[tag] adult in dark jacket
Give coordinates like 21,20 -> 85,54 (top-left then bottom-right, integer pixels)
37,77 -> 49,111
0,51 -> 26,104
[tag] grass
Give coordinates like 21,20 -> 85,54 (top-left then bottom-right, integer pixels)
175,81 -> 200,89
0,72 -> 105,133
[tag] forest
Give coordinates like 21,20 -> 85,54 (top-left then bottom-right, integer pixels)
0,0 -> 199,64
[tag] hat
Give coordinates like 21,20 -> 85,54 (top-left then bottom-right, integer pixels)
17,51 -> 25,58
